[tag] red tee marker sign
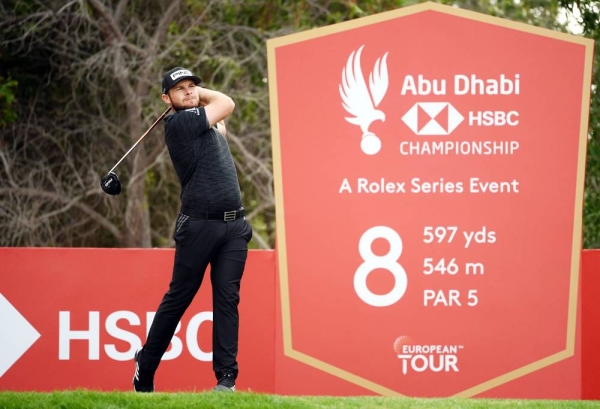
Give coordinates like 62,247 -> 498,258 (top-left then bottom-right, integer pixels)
268,3 -> 593,397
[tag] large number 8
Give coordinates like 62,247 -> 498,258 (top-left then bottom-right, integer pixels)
354,226 -> 407,307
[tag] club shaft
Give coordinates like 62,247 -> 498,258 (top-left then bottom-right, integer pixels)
108,107 -> 171,174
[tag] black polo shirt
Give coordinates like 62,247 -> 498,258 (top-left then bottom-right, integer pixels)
164,107 -> 242,213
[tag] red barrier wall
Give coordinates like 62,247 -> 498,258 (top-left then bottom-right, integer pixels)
582,249 -> 600,400
0,248 -> 598,399
0,248 -> 275,393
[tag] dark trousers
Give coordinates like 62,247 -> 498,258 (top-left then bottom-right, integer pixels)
140,214 -> 252,379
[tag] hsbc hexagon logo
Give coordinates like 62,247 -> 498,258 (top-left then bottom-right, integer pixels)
401,102 -> 464,135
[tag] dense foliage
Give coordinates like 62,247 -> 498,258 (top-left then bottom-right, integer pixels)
0,0 -> 597,248
560,0 -> 600,248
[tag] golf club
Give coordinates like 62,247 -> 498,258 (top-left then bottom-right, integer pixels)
100,107 -> 171,195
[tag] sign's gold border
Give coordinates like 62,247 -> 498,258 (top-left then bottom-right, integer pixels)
267,1 -> 594,397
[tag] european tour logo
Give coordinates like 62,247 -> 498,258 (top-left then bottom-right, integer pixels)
394,336 -> 463,375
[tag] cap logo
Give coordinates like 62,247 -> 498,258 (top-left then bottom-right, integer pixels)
170,69 -> 193,80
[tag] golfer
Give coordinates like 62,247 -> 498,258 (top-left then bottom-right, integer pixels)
133,67 -> 252,393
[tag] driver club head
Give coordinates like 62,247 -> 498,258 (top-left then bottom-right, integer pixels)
100,172 -> 121,196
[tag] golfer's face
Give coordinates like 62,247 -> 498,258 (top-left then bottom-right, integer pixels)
168,79 -> 198,110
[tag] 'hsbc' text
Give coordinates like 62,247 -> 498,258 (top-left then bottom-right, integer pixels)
58,310 -> 213,362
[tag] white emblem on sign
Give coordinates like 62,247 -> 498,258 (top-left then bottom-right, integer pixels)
401,102 -> 464,135
339,46 -> 389,155
0,293 -> 41,377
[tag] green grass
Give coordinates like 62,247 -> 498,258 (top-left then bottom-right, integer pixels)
0,391 -> 599,409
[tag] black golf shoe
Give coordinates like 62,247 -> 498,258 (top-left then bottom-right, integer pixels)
133,348 -> 155,393
213,372 -> 235,392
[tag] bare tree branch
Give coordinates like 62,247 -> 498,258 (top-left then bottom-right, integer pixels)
87,0 -> 147,58
0,187 -> 123,242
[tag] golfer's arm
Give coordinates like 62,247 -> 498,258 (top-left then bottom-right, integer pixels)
197,87 -> 234,128
216,120 -> 227,136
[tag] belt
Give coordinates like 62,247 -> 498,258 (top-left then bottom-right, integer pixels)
181,207 -> 244,221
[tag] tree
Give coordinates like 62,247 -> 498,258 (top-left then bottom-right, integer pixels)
560,0 -> 600,248
0,0 -> 278,248
0,0 -> 409,249
1,0 -> 596,248
0,76 -> 18,128
1,0 -> 186,247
